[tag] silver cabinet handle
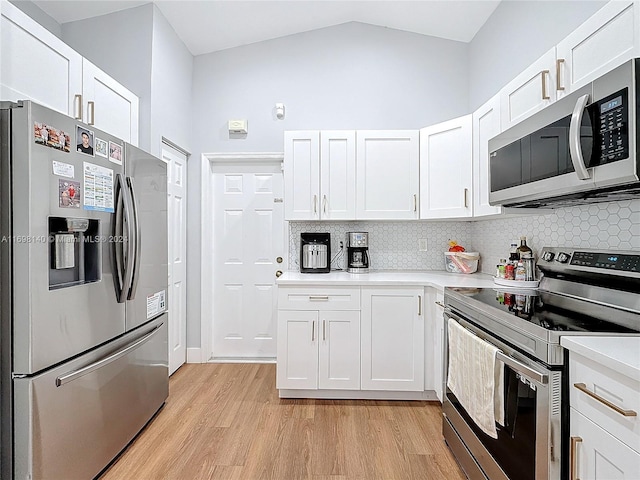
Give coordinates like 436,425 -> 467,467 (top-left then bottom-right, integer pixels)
569,94 -> 592,180
323,195 -> 327,214
323,319 -> 326,341
309,296 -> 329,301
556,58 -> 565,91
312,320 -> 316,341
418,295 -> 422,315
413,194 -> 417,212
313,194 -> 317,214
463,188 -> 468,208
574,383 -> 637,417
541,70 -> 550,100
74,94 -> 83,120
570,436 -> 582,480
87,100 -> 95,125
56,324 -> 162,386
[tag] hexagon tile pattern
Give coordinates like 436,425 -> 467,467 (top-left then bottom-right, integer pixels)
288,199 -> 639,273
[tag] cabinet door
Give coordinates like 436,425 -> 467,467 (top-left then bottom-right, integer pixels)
556,1 -> 639,99
318,310 -> 360,390
356,131 -> 419,219
361,288 -> 424,391
500,48 -> 557,131
0,2 -> 82,116
82,59 -> 139,145
420,115 -> 472,219
320,131 -> 356,220
571,408 -> 640,480
472,94 -> 503,218
276,310 -> 318,389
284,131 -> 320,220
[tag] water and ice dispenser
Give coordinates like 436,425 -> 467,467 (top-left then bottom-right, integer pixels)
48,217 -> 100,289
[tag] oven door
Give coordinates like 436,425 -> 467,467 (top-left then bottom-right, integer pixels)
442,309 -> 562,480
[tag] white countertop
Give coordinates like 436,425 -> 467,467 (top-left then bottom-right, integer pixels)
277,270 -> 495,289
561,336 -> 640,382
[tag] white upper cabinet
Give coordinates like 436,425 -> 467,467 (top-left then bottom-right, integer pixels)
420,115 -> 473,219
1,2 -> 82,116
0,2 -> 140,145
500,47 -> 558,131
320,130 -> 357,220
356,130 -> 419,220
82,59 -> 139,145
284,130 -> 355,220
472,94 -> 503,217
284,131 -> 321,220
556,1 -> 640,99
501,1 -> 640,131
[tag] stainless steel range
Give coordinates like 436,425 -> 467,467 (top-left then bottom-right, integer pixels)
442,247 -> 640,480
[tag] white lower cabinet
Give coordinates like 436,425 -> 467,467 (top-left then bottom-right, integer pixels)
360,287 -> 424,392
277,285 -> 428,397
277,287 -> 361,391
568,350 -> 640,480
570,409 -> 640,480
424,287 -> 445,401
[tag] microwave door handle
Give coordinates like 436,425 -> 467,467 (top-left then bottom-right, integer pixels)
569,93 -> 592,180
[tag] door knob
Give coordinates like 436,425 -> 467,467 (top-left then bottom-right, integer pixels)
276,256 -> 283,263
275,270 -> 283,278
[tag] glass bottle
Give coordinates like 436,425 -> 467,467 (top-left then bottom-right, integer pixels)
516,236 -> 532,260
509,243 -> 519,262
515,261 -> 526,281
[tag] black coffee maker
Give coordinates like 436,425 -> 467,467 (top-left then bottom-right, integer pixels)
300,232 -> 331,273
346,232 -> 369,273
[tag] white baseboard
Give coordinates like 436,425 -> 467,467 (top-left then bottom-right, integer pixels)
279,389 -> 440,401
186,347 -> 203,363
209,357 -> 276,364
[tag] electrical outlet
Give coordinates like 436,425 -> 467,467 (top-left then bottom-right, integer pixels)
419,239 -> 428,251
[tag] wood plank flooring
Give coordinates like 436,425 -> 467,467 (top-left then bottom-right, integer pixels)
99,363 -> 465,480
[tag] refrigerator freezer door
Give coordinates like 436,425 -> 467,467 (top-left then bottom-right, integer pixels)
13,316 -> 168,480
124,144 -> 168,330
9,101 -> 126,374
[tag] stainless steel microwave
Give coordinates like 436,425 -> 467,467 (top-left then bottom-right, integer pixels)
489,58 -> 640,208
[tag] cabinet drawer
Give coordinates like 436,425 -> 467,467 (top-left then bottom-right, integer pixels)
570,352 -> 640,451
571,408 -> 640,477
278,287 -> 361,311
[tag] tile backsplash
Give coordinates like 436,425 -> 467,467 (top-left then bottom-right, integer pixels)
288,199 -> 639,273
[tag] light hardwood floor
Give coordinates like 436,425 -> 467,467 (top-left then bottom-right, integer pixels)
100,363 -> 465,480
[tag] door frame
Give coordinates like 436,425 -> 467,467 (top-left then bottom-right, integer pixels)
200,152 -> 286,363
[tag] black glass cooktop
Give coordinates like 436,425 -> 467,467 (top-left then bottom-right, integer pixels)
448,287 -> 640,334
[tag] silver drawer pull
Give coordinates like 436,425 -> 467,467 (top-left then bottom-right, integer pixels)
435,301 -> 445,308
309,296 -> 329,301
573,383 -> 637,417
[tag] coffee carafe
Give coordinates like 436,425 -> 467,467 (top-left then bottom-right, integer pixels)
346,232 -> 369,273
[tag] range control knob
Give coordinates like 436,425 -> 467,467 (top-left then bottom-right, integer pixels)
556,252 -> 570,263
542,251 -> 555,262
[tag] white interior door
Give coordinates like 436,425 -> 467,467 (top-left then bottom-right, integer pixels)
163,143 -> 188,375
213,160 -> 284,359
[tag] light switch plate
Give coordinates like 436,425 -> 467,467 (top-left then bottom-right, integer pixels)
419,239 -> 428,251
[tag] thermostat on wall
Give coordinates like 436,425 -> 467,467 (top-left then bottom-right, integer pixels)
228,119 -> 248,134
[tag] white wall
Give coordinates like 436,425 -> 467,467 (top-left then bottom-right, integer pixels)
149,4 -> 193,156
468,0 -> 607,110
8,0 -> 61,38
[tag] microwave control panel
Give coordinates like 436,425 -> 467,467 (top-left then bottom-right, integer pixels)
596,88 -> 629,163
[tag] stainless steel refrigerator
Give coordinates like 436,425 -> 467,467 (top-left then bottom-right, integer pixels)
0,100 -> 169,479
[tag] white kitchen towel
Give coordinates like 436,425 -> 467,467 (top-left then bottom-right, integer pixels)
447,319 -> 505,439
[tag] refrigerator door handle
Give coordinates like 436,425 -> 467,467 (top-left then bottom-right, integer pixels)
55,324 -> 163,386
114,174 -> 135,303
126,176 -> 141,300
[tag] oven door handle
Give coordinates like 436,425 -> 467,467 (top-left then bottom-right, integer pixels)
496,351 -> 548,385
444,309 -> 549,385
